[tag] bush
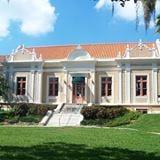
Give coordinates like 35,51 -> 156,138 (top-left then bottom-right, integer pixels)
13,104 -> 29,116
106,111 -> 141,127
0,103 -> 57,124
19,115 -> 41,123
7,116 -> 19,124
81,119 -> 108,126
13,103 -> 57,117
81,106 -> 141,127
81,105 -> 128,120
0,110 -> 14,122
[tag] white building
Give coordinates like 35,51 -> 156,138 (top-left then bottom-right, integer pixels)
2,40 -> 160,113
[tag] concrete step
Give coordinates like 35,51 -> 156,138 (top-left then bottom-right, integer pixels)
46,104 -> 84,127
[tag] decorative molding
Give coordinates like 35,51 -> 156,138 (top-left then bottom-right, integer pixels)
67,45 -> 94,61
6,45 -> 42,62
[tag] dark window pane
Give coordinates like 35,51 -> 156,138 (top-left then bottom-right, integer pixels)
101,83 -> 106,96
108,90 -> 112,96
16,77 -> 26,95
48,77 -> 59,96
136,89 -> 140,96
101,77 -> 112,96
142,76 -> 147,81
143,89 -> 147,96
136,75 -> 147,96
102,77 -> 106,82
143,82 -> 147,89
107,77 -> 112,82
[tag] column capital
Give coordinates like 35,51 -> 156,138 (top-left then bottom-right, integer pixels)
31,70 -> 35,74
37,70 -> 43,74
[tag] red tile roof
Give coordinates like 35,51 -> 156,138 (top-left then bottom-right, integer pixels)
0,56 -> 5,62
28,42 -> 155,60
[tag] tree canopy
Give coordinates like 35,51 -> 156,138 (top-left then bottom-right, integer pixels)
0,74 -> 11,103
111,0 -> 159,32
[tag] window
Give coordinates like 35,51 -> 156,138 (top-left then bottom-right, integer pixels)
136,76 -> 147,96
101,77 -> 112,96
48,77 -> 59,96
16,77 -> 26,95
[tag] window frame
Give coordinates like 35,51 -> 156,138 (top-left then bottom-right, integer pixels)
16,77 -> 26,96
136,75 -> 147,97
48,76 -> 59,97
101,77 -> 112,97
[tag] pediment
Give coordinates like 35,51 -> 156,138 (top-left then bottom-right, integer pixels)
7,45 -> 42,62
124,42 -> 159,58
67,45 -> 93,61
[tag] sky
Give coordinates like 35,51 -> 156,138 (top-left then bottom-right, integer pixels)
0,0 -> 160,54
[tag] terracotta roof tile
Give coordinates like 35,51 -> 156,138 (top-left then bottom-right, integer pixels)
0,56 -> 6,62
28,42 -> 155,60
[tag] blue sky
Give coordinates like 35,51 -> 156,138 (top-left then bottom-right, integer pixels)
0,0 -> 159,54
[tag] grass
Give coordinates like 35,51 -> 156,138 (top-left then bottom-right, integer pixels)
122,114 -> 160,132
0,126 -> 160,160
81,111 -> 141,127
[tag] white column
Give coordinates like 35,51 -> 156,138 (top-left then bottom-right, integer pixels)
30,70 -> 35,103
90,71 -> 95,104
9,68 -> 14,93
37,71 -> 43,103
85,75 -> 88,103
152,64 -> 158,104
125,64 -> 131,104
118,69 -> 122,104
64,70 -> 68,103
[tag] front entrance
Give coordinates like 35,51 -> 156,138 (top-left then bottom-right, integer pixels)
72,77 -> 85,104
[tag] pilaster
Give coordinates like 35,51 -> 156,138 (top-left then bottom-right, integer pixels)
37,70 -> 43,103
117,65 -> 122,104
125,64 -> 131,104
152,63 -> 158,104
90,71 -> 95,104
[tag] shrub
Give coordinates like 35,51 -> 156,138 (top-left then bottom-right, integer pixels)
13,103 -> 29,116
0,110 -> 14,122
81,105 -> 128,120
106,111 -> 141,127
81,119 -> 108,126
0,103 -> 57,124
81,106 -> 99,119
19,115 -> 41,123
12,103 -> 56,117
81,106 -> 141,127
7,116 -> 19,124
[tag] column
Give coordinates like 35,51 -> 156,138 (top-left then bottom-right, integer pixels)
125,64 -> 131,104
9,67 -> 14,93
30,70 -> 35,103
37,70 -> 43,103
64,70 -> 68,103
152,64 -> 158,104
90,71 -> 95,104
118,68 -> 122,104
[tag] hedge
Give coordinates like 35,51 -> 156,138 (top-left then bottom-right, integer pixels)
81,105 -> 128,120
12,103 -> 57,116
81,105 -> 141,126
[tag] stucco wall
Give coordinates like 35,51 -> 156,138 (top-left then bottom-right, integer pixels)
131,70 -> 152,104
95,71 -> 119,104
42,72 -> 65,104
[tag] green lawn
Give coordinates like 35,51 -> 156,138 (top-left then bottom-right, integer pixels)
122,114 -> 160,132
0,126 -> 160,160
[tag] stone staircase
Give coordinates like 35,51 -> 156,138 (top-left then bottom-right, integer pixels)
46,104 -> 84,127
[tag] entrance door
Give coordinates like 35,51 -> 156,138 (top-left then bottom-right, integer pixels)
72,77 -> 85,104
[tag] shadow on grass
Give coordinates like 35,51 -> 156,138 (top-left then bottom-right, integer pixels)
0,142 -> 159,160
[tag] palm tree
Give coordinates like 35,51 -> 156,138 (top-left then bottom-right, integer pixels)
111,0 -> 159,32
157,15 -> 160,33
